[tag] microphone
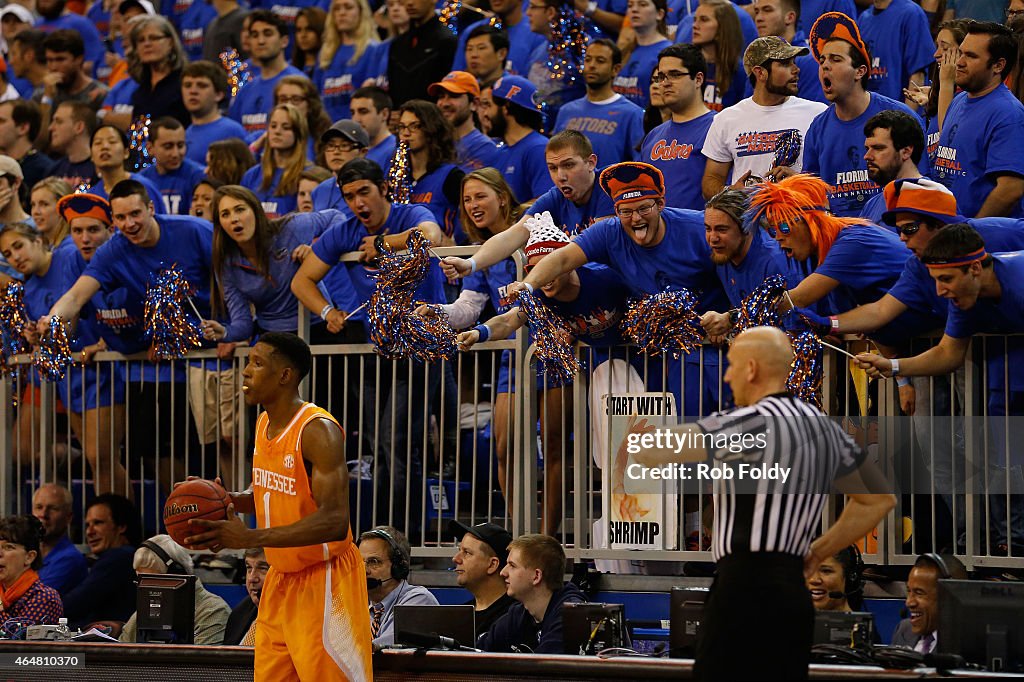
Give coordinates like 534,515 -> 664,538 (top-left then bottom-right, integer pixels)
399,631 -> 480,652
367,576 -> 395,590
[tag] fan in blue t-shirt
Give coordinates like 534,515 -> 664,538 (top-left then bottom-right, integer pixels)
139,118 -> 206,215
511,162 -> 730,417
856,0 -> 933,102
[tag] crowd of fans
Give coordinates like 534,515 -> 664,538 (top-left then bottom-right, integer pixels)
0,0 -> 1022,660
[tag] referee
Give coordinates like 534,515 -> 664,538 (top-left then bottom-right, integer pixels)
632,327 -> 895,680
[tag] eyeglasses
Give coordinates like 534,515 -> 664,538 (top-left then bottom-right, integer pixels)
136,34 -> 170,45
616,202 -> 657,220
325,141 -> 358,153
651,70 -> 692,83
1007,8 -> 1024,19
396,122 -> 423,133
896,221 -> 924,237
363,557 -> 386,569
277,95 -> 308,105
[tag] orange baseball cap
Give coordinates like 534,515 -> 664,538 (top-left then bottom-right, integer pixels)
427,71 -> 481,99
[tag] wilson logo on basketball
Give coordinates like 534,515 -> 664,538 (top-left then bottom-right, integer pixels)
166,502 -> 201,517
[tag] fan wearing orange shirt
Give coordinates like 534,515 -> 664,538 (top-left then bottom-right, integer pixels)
187,332 -> 372,681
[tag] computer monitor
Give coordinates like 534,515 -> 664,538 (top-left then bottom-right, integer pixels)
813,611 -> 874,649
562,603 -> 629,655
136,574 -> 196,644
669,586 -> 709,659
938,579 -> 1024,672
394,605 -> 476,649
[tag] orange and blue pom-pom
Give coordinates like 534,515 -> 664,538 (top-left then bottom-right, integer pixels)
622,289 -> 703,357
787,330 -> 823,407
144,267 -> 202,360
0,282 -> 29,377
516,290 -> 580,385
35,315 -> 73,382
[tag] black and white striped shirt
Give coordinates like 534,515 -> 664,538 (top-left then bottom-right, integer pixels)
696,393 -> 864,561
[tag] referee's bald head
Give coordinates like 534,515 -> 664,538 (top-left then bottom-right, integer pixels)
726,327 -> 793,405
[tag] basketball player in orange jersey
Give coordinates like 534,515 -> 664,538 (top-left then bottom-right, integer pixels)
186,332 -> 373,681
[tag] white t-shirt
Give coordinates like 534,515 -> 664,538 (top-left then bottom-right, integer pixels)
701,96 -> 828,182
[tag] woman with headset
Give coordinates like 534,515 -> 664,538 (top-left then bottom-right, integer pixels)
806,544 -> 864,613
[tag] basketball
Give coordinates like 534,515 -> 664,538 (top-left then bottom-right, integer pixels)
163,479 -> 230,547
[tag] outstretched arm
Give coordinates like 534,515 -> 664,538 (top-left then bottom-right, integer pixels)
440,219 -> 531,279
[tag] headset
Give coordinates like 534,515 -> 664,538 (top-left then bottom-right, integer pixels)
141,540 -> 188,575
364,528 -> 410,581
841,544 -> 865,598
918,552 -> 951,580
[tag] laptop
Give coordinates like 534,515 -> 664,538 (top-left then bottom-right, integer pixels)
394,605 -> 477,649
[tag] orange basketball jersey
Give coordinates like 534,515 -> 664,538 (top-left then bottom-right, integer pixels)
253,402 -> 351,573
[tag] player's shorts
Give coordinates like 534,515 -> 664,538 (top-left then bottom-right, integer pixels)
255,543 -> 373,682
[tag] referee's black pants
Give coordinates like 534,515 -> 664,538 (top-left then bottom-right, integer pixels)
694,552 -> 814,681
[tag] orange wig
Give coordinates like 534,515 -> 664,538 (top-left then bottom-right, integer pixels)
747,174 -> 867,266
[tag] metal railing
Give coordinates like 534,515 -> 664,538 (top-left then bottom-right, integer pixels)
3,248 -> 1022,571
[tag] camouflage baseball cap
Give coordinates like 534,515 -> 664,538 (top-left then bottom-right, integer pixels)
742,36 -> 809,76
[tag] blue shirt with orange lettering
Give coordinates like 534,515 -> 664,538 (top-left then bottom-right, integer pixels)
537,263 -> 627,347
933,86 -> 1024,218
554,95 -> 645,167
640,112 -> 715,211
411,163 -> 465,243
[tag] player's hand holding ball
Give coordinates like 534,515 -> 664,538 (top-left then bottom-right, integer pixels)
163,479 -> 249,552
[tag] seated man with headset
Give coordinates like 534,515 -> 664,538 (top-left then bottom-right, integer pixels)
891,552 -> 968,654
118,534 -> 232,644
358,526 -> 439,650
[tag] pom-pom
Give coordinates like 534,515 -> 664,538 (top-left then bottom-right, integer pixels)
771,129 -> 802,172
219,48 -> 252,98
128,114 -> 153,172
787,330 -> 823,407
622,289 -> 703,357
144,267 -> 202,360
488,14 -> 503,29
735,274 -> 787,332
439,0 -> 462,34
546,4 -> 586,88
367,231 -> 456,362
515,290 -> 580,385
387,140 -> 411,205
34,316 -> 73,382
0,282 -> 28,377
74,182 -> 91,194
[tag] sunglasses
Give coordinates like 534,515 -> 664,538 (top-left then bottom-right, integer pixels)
762,219 -> 792,239
896,221 -> 924,237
